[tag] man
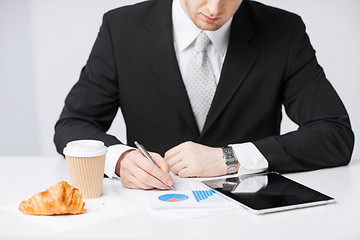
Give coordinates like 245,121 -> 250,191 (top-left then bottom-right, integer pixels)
54,0 -> 354,190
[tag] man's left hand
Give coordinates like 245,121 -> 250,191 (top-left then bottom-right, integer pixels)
164,141 -> 227,177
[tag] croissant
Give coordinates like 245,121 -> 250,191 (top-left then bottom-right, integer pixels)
19,181 -> 86,215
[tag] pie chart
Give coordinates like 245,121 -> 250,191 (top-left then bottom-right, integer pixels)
158,193 -> 189,202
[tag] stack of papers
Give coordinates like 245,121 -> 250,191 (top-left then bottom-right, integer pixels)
144,174 -> 240,221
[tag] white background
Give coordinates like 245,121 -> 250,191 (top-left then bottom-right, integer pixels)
0,0 -> 359,160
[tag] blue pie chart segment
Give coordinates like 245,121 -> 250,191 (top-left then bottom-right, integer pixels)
158,194 -> 189,202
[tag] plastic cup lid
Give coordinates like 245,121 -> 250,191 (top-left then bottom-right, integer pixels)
63,140 -> 108,157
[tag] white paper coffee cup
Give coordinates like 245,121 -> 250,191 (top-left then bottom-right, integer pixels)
63,140 -> 107,199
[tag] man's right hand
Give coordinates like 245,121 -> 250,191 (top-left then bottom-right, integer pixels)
115,150 -> 174,190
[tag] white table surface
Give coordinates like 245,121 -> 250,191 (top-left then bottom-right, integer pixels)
0,156 -> 359,240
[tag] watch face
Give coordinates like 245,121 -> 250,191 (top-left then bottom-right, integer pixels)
224,147 -> 234,158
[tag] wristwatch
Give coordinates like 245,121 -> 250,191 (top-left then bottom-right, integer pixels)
222,146 -> 238,174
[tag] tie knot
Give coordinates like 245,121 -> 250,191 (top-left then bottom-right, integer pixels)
194,32 -> 211,52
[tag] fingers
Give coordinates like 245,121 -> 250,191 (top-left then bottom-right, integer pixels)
165,141 -> 194,161
164,144 -> 181,161
167,154 -> 193,178
131,166 -> 170,190
165,141 -> 192,175
165,150 -> 188,175
178,167 -> 192,178
135,153 -> 173,186
166,152 -> 183,170
164,141 -> 226,178
123,174 -> 154,190
168,157 -> 187,175
164,142 -> 187,169
120,150 -> 173,190
151,153 -> 169,173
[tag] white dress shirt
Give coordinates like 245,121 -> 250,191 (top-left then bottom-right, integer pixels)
104,0 -> 268,178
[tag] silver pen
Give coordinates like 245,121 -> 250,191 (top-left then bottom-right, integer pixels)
134,141 -> 175,190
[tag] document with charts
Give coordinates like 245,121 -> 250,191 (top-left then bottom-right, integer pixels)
145,174 -> 236,209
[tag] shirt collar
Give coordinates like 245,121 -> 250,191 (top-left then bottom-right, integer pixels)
172,0 -> 232,57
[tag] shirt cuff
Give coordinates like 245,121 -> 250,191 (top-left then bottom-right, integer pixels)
229,142 -> 269,175
104,144 -> 135,178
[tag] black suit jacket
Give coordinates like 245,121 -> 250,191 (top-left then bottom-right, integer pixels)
54,0 -> 354,173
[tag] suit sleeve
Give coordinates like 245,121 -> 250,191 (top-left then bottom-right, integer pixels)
253,16 -> 354,173
54,13 -> 122,154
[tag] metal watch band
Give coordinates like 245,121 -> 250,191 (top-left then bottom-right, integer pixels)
222,146 -> 238,174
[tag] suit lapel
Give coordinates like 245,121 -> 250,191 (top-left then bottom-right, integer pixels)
200,2 -> 258,139
140,0 -> 199,136
138,0 -> 258,139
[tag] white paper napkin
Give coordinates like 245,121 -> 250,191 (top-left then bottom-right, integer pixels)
0,179 -> 139,231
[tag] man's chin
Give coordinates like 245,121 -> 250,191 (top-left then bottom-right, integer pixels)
194,20 -> 223,31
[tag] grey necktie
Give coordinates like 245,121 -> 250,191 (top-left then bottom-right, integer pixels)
184,32 -> 217,132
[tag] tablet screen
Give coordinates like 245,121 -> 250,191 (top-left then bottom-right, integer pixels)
202,172 -> 335,214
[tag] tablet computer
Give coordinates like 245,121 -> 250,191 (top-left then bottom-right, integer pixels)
202,172 -> 335,214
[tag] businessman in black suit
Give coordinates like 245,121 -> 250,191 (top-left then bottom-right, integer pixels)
54,0 -> 354,190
